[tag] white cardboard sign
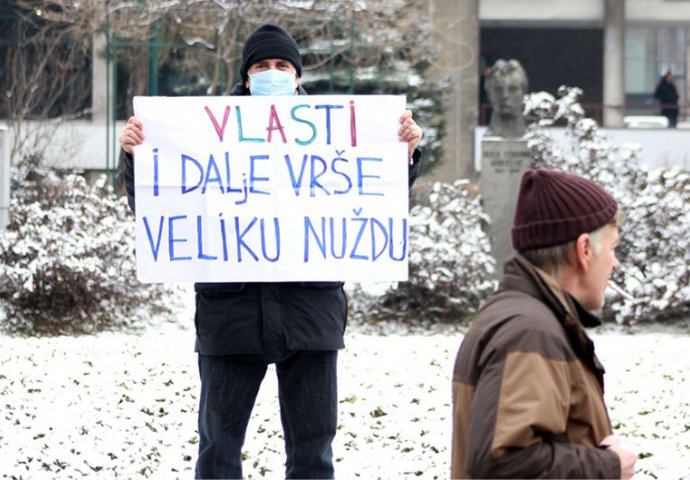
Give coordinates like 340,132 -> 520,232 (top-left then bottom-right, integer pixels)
133,95 -> 409,283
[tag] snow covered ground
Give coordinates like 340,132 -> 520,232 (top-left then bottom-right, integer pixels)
0,299 -> 689,479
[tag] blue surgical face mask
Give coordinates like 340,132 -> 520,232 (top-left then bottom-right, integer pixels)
248,69 -> 297,96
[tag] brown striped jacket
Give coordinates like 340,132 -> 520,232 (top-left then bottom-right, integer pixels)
451,255 -> 620,479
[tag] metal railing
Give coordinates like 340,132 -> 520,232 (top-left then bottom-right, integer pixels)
479,102 -> 688,127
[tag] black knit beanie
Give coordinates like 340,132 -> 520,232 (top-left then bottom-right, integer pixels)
240,24 -> 302,82
511,169 -> 618,251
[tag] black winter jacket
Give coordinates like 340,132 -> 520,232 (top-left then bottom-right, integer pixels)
122,82 -> 422,357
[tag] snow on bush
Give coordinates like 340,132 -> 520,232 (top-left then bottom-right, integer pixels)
524,86 -> 690,323
348,180 -> 496,325
0,155 -> 178,335
351,87 -> 688,326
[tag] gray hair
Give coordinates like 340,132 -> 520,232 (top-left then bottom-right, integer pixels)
519,210 -> 623,275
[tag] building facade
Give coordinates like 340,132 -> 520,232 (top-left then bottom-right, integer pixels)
2,0 -> 690,182
428,0 -> 690,182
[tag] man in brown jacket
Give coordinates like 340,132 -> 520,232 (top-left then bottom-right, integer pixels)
451,169 -> 637,479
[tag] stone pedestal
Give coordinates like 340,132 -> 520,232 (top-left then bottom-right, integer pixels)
480,138 -> 531,275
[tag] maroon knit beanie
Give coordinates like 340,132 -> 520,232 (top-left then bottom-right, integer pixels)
511,169 -> 618,251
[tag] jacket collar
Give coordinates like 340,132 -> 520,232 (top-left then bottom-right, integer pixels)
499,254 -> 602,328
499,254 -> 607,388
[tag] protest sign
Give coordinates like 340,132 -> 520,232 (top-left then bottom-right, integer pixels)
133,95 -> 409,282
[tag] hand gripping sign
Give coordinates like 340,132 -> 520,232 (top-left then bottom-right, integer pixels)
133,95 -> 409,283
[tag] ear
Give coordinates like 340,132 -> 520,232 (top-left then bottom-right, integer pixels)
574,233 -> 593,271
245,78 -> 250,90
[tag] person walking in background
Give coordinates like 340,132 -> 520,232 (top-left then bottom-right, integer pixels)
654,70 -> 680,127
451,169 -> 637,479
119,23 -> 423,480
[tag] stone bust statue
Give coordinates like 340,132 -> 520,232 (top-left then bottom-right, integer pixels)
485,59 -> 528,138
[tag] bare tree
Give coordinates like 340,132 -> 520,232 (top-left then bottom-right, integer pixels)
1,2 -> 95,161
13,0 -> 429,92
3,0 -> 438,161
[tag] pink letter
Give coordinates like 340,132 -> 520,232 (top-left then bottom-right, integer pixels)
205,106 -> 231,142
267,104 -> 287,143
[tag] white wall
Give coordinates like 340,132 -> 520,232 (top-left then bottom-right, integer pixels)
3,120 -> 690,177
475,125 -> 690,172
481,0 -> 690,23
0,120 -> 126,171
628,0 -> 690,22
480,0 -> 603,23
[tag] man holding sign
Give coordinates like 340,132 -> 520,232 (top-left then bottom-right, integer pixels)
120,23 -> 423,479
